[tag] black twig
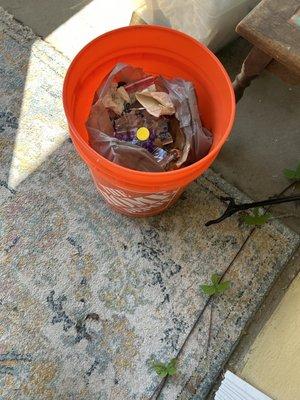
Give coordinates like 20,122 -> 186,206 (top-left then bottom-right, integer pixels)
205,195 -> 300,226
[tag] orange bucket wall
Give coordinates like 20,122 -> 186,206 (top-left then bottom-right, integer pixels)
63,26 -> 235,216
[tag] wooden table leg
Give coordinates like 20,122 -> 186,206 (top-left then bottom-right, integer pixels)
233,46 -> 273,102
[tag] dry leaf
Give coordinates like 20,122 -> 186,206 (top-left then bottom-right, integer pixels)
169,117 -> 190,168
102,82 -> 126,115
116,86 -> 130,103
135,91 -> 175,117
87,99 -> 114,135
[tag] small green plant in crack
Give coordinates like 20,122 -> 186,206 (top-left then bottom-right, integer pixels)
200,273 -> 231,295
152,358 -> 177,378
201,273 -> 231,355
241,207 -> 271,226
283,162 -> 300,181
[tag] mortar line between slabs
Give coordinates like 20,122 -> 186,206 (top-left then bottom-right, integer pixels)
151,182 -> 296,400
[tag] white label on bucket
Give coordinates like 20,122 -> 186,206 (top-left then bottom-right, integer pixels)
96,182 -> 178,214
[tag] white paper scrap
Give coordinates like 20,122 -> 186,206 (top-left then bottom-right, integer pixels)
215,371 -> 273,400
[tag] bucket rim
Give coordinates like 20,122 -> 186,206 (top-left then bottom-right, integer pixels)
63,25 -> 236,180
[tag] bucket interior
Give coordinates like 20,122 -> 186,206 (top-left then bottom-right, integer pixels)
64,25 -> 235,191
64,26 -> 234,164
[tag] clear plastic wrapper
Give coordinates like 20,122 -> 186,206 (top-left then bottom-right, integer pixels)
86,63 -> 212,172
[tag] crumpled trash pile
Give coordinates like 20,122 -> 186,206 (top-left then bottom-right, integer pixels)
86,63 -> 213,172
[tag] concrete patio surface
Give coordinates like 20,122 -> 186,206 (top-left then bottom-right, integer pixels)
0,2 -> 299,399
215,38 -> 300,234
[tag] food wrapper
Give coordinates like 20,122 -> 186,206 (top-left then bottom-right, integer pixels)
86,63 -> 212,172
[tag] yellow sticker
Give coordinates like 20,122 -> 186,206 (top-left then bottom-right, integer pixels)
136,127 -> 150,141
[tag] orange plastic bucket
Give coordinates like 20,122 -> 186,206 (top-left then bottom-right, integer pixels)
63,26 -> 235,217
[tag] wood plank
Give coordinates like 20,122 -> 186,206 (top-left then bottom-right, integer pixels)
236,0 -> 300,75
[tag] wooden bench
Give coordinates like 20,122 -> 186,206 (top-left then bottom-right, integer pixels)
130,0 -> 300,102
233,0 -> 300,101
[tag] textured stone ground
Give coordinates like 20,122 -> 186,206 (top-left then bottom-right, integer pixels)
0,8 -> 299,400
